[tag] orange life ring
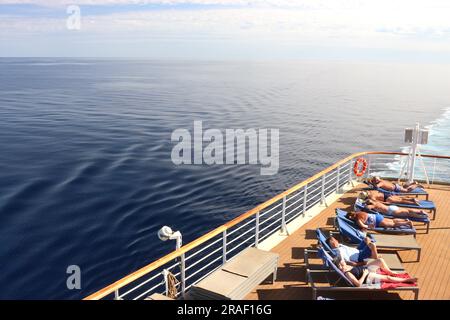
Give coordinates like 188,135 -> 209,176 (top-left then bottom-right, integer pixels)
353,158 -> 368,177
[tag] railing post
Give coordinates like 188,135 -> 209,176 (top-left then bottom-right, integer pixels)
431,157 -> 437,185
114,289 -> 121,300
281,196 -> 287,234
348,159 -> 354,185
303,184 -> 308,216
162,269 -> 169,296
255,212 -> 260,248
336,165 -> 341,193
366,155 -> 371,178
180,253 -> 186,297
320,174 -> 326,204
222,230 -> 227,264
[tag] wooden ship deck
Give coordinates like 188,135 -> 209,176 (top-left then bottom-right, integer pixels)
245,184 -> 450,300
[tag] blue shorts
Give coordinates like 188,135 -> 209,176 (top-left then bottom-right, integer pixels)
394,184 -> 402,192
357,242 -> 373,262
375,213 -> 384,227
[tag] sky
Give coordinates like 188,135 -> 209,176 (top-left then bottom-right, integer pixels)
1,0 -> 450,61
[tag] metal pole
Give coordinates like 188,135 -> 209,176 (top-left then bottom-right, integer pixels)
321,175 -> 325,204
348,160 -> 353,185
175,236 -> 185,297
431,157 -> 437,185
222,230 -> 227,264
162,269 -> 169,296
255,212 -> 260,247
281,196 -> 287,234
336,165 -> 340,193
408,123 -> 419,183
303,184 -> 308,216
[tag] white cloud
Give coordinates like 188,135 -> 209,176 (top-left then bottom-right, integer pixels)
1,0 -> 450,57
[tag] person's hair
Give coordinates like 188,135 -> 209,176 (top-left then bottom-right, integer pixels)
326,236 -> 335,247
359,191 -> 368,200
333,255 -> 343,267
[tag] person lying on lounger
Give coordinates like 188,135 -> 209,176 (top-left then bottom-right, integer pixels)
368,176 -> 423,193
333,255 -> 417,287
326,236 -> 382,266
359,190 -> 420,206
346,211 -> 413,230
361,198 -> 428,219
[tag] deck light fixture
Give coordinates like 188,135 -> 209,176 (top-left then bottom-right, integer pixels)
158,226 -> 182,250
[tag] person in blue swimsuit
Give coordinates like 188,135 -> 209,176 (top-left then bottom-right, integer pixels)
346,211 -> 413,230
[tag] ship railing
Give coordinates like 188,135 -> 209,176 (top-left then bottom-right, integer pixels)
83,151 -> 450,300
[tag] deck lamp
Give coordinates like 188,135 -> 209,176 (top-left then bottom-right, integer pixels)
158,226 -> 182,250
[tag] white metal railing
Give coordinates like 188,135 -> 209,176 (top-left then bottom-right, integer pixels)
84,152 -> 450,300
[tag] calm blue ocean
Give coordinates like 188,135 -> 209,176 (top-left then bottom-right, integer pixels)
0,58 -> 449,299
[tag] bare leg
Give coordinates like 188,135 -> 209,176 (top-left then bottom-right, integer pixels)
380,218 -> 413,228
366,258 -> 395,274
394,208 -> 428,219
388,196 -> 419,205
369,273 -> 417,283
393,218 -> 413,228
368,242 -> 380,259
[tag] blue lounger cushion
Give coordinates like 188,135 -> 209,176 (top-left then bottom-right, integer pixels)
335,209 -> 416,234
393,200 -> 435,210
335,215 -> 369,244
354,200 -> 430,223
316,229 -> 335,254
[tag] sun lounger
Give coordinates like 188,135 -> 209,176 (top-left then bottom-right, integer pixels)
311,229 -> 404,271
306,248 -> 419,300
335,211 -> 421,261
336,208 -> 417,235
189,247 -> 278,300
364,182 -> 429,200
354,199 -> 430,233
386,200 -> 437,220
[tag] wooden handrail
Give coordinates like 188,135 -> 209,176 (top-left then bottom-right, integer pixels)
84,151 -> 450,300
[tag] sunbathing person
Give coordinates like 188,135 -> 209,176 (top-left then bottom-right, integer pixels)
363,199 -> 428,219
346,211 -> 413,230
368,176 -> 423,193
359,190 -> 420,206
333,255 -> 417,287
326,236 -> 382,266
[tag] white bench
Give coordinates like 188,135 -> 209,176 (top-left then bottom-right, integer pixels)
189,247 -> 279,300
